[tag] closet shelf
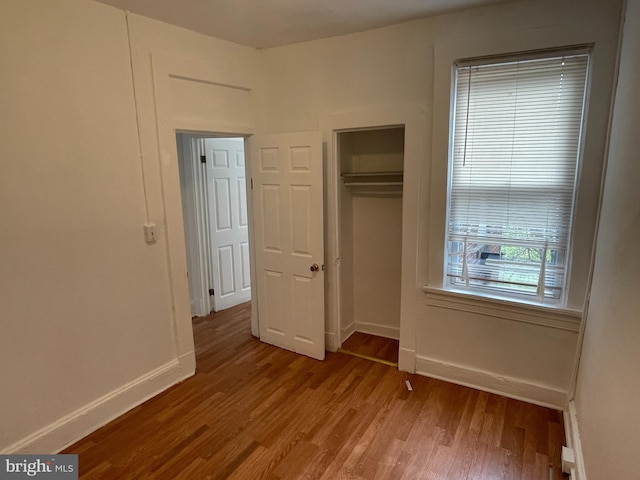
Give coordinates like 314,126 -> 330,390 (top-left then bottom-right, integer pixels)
343,181 -> 403,187
341,171 -> 403,189
342,171 -> 403,178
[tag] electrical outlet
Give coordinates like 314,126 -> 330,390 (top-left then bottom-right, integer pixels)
144,223 -> 157,244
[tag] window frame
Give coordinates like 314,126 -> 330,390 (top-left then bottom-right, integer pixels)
443,47 -> 592,306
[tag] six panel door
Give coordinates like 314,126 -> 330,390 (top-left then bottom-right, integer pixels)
205,138 -> 252,311
248,132 -> 325,360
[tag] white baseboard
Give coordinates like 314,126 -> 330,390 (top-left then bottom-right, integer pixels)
3,358 -> 188,454
415,355 -> 567,409
354,322 -> 400,340
179,350 -> 197,377
564,400 -> 587,480
340,322 -> 356,345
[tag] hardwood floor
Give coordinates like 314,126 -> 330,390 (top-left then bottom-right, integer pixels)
63,302 -> 566,479
339,332 -> 400,365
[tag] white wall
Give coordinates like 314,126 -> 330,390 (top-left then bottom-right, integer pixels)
260,0 -> 622,406
340,193 -> 403,340
573,0 -> 640,477
351,195 -> 402,338
0,0 -> 259,453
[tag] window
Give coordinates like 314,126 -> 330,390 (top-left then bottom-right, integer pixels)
445,50 -> 590,304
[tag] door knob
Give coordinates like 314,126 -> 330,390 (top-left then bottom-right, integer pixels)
310,263 -> 320,272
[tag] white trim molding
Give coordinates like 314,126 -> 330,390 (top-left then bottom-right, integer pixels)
325,331 -> 338,352
398,348 -> 416,374
340,322 -> 356,346
150,52 -> 256,376
2,360 -> 185,455
354,322 -> 400,340
564,400 -> 587,480
319,104 -> 430,378
424,287 -> 582,332
416,355 -> 568,409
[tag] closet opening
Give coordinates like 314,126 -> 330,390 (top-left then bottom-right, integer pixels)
336,126 -> 405,366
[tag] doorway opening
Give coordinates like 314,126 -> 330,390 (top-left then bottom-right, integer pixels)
176,133 -> 252,319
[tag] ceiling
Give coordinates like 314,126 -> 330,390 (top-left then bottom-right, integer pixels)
94,0 -> 514,49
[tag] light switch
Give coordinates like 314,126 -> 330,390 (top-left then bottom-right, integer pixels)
144,223 -> 157,244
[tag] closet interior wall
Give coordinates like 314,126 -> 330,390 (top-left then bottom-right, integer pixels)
338,127 -> 405,344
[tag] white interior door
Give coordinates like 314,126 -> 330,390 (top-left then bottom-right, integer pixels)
204,138 -> 252,312
248,132 -> 325,360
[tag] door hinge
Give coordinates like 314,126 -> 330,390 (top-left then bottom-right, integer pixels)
200,155 -> 207,164
250,178 -> 253,190
208,288 -> 214,296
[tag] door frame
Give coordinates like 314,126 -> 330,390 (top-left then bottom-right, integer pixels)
320,105 -> 430,373
178,134 -> 253,316
177,133 -> 212,318
150,53 -> 258,377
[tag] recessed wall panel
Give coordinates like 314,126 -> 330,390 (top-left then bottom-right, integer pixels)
169,77 -> 251,131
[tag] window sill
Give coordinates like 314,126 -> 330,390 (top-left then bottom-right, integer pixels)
423,286 -> 582,332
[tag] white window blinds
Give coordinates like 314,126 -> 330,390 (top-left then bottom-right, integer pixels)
446,52 -> 590,302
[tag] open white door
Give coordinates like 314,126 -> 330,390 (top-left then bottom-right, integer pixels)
203,138 -> 252,312
248,132 -> 325,360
